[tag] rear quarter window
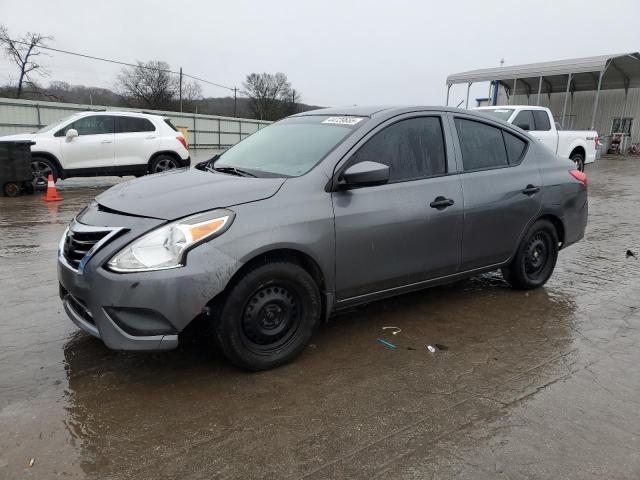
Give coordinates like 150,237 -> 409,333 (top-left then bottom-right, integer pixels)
164,119 -> 179,132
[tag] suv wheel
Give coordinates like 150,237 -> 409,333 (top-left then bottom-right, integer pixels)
215,262 -> 321,371
501,219 -> 558,290
150,155 -> 179,173
570,152 -> 585,172
31,157 -> 58,190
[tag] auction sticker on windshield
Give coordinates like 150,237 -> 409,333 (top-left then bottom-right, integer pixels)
322,117 -> 364,126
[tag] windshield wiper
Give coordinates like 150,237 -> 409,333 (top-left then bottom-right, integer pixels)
213,166 -> 257,178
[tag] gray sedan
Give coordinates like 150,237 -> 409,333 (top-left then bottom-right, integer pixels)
58,106 -> 588,370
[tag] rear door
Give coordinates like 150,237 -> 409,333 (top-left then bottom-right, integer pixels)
451,114 -> 541,270
56,115 -> 115,170
528,110 -> 558,153
333,113 -> 464,300
114,116 -> 158,167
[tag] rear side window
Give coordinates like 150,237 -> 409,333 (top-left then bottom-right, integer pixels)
503,131 -> 527,164
164,119 -> 179,131
116,117 -> 156,133
532,110 -> 551,131
455,118 -> 508,171
513,110 -> 535,131
349,116 -> 447,183
55,115 -> 115,137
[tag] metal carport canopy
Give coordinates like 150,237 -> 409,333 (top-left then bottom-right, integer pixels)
446,53 -> 640,93
445,53 -> 640,129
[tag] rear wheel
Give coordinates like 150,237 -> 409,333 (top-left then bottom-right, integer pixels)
501,219 -> 558,290
149,154 -> 179,174
570,151 -> 585,172
31,157 -> 58,190
214,262 -> 321,371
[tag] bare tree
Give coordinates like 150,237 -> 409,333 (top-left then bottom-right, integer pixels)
285,88 -> 302,115
242,72 -> 292,120
0,26 -> 52,98
115,60 -> 178,109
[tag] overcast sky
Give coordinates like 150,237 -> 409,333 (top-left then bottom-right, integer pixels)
1,0 -> 638,109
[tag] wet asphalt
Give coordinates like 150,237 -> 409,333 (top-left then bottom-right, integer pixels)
1,156 -> 640,479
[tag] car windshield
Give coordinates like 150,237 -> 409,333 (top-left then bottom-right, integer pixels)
476,108 -> 514,122
36,114 -> 81,133
214,115 -> 365,177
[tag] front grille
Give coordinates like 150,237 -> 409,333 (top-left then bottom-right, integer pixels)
62,229 -> 110,270
67,294 -> 95,325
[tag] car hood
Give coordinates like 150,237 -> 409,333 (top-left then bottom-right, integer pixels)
0,132 -> 41,141
96,168 -> 286,220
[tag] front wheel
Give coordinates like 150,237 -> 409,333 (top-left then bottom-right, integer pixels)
501,219 -> 559,290
31,157 -> 59,190
570,152 -> 585,172
214,262 -> 321,371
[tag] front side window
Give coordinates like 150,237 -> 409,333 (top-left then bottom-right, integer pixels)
56,115 -> 114,136
348,117 -> 447,183
532,110 -> 551,131
215,115 -> 363,177
513,110 -> 535,131
116,117 -> 156,133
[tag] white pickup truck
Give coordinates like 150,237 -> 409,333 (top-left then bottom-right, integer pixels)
473,106 -> 598,171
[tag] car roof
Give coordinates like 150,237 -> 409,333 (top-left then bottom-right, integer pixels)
70,110 -> 165,119
292,105 -> 505,121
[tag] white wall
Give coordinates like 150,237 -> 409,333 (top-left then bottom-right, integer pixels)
0,97 -> 271,148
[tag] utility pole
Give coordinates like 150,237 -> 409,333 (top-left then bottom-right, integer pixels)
233,86 -> 237,117
179,67 -> 183,113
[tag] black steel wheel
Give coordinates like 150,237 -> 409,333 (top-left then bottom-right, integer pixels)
502,219 -> 558,290
215,262 -> 321,371
31,157 -> 58,190
570,152 -> 585,172
150,155 -> 179,174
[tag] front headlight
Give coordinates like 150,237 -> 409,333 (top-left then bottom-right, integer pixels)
107,209 -> 234,272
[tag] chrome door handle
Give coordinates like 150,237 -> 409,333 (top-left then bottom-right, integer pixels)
101,139 -> 112,144
145,135 -> 157,140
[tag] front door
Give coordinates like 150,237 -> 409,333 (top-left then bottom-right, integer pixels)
333,114 -> 463,301
452,115 -> 542,270
57,115 -> 115,171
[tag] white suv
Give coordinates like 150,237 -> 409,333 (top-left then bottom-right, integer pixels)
0,111 -> 190,188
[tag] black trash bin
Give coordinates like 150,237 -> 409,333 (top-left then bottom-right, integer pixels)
0,140 -> 35,197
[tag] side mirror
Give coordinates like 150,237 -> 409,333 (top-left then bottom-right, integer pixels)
515,122 -> 530,131
340,161 -> 389,188
66,128 -> 78,140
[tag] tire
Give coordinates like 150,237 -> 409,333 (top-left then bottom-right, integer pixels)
215,262 -> 321,371
31,156 -> 59,190
149,154 -> 179,174
570,152 -> 585,172
501,219 -> 559,290
3,182 -> 20,197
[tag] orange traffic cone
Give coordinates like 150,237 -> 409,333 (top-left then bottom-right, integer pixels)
43,174 -> 63,202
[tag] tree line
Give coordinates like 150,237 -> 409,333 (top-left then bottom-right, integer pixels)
0,26 -> 318,120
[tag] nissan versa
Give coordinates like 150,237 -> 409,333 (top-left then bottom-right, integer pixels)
58,106 -> 588,370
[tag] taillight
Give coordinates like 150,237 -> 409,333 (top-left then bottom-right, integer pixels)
595,136 -> 601,147
177,136 -> 188,150
569,169 -> 587,186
